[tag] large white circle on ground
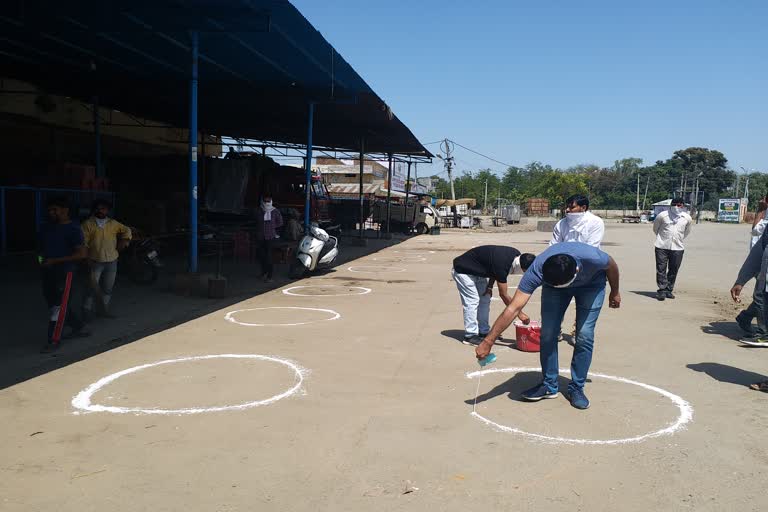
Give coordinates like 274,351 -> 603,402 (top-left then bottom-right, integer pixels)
224,307 -> 340,326
466,367 -> 693,445
282,285 -> 372,297
72,354 -> 306,415
347,265 -> 406,273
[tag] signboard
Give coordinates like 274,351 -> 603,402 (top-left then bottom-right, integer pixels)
718,198 -> 741,223
389,162 -> 407,192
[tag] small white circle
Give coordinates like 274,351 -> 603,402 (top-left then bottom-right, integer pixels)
466,367 -> 693,445
225,307 -> 341,326
72,354 -> 306,415
282,285 -> 372,297
347,266 -> 406,273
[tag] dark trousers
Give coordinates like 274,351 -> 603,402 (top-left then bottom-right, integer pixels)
256,239 -> 275,278
42,267 -> 84,341
655,248 -> 684,292
739,286 -> 768,335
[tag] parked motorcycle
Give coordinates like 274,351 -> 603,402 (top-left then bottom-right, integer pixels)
289,225 -> 339,278
125,237 -> 162,284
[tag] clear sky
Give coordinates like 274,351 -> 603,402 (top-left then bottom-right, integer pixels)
292,0 -> 767,177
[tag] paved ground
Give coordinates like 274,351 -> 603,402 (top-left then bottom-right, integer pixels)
1,222 -> 767,511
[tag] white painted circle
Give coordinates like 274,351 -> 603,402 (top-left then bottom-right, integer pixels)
282,285 -> 372,297
347,265 -> 406,273
225,307 -> 340,326
466,367 -> 693,445
72,354 -> 306,415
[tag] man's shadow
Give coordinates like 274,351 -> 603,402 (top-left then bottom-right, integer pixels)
687,362 -> 767,388
700,321 -> 743,341
629,290 -> 661,300
441,329 -> 515,349
465,371 -> 572,405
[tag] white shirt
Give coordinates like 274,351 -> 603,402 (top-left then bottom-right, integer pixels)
653,210 -> 692,250
751,218 -> 768,248
550,211 -> 605,248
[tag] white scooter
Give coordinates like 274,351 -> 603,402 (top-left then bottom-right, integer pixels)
289,224 -> 340,278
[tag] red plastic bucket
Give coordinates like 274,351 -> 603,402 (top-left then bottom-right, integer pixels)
514,321 -> 541,352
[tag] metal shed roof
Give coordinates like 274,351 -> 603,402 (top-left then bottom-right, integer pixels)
0,0 -> 430,158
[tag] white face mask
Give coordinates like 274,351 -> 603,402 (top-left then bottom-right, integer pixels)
671,207 -> 682,214
264,201 -> 273,208
552,272 -> 578,288
567,212 -> 585,222
511,256 -> 522,275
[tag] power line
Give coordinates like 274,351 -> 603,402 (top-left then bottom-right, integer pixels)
449,139 -> 514,168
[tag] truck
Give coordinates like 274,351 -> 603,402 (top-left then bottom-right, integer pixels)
371,201 -> 440,234
500,204 -> 521,224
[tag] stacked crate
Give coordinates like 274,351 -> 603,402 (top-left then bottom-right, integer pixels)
525,198 -> 550,216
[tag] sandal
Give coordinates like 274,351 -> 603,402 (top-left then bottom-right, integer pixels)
748,380 -> 768,392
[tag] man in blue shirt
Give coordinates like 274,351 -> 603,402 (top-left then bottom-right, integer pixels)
476,242 -> 621,409
38,196 -> 89,353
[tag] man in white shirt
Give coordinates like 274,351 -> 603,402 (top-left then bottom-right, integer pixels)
550,194 -> 605,344
653,198 -> 693,301
550,195 -> 605,249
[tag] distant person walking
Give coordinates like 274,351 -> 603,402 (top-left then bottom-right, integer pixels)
452,246 -> 535,344
81,199 -> 132,319
550,194 -> 605,249
476,242 -> 622,410
254,194 -> 283,283
653,198 -> 693,301
38,197 -> 89,353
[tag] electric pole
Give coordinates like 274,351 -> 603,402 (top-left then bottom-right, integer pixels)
484,179 -> 488,214
439,139 -> 456,200
636,173 -> 640,213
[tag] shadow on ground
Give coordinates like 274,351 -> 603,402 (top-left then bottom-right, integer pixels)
700,321 -> 743,340
687,362 -> 768,388
630,290 -> 661,300
440,329 -> 515,349
465,371 -> 570,405
0,233 -> 408,390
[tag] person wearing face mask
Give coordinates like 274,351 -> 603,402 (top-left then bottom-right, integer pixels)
451,246 -> 536,344
652,198 -> 693,301
254,194 -> 283,283
81,199 -> 132,319
550,194 -> 605,249
475,242 -> 621,410
550,194 -> 604,345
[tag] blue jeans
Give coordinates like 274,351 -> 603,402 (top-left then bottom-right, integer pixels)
539,285 -> 606,393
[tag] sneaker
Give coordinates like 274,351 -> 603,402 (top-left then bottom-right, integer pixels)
462,335 -> 483,346
479,333 -> 502,341
521,383 -> 559,401
735,312 -> 754,334
741,337 -> 768,347
566,388 -> 590,409
656,291 -> 666,301
665,291 -> 675,299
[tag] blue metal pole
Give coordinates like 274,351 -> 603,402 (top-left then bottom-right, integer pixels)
188,30 -> 199,273
0,188 -> 6,254
304,102 -> 315,231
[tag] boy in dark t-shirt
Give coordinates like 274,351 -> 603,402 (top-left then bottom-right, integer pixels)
451,246 -> 535,344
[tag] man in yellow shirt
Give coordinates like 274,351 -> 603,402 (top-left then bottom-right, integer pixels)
81,199 -> 132,318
